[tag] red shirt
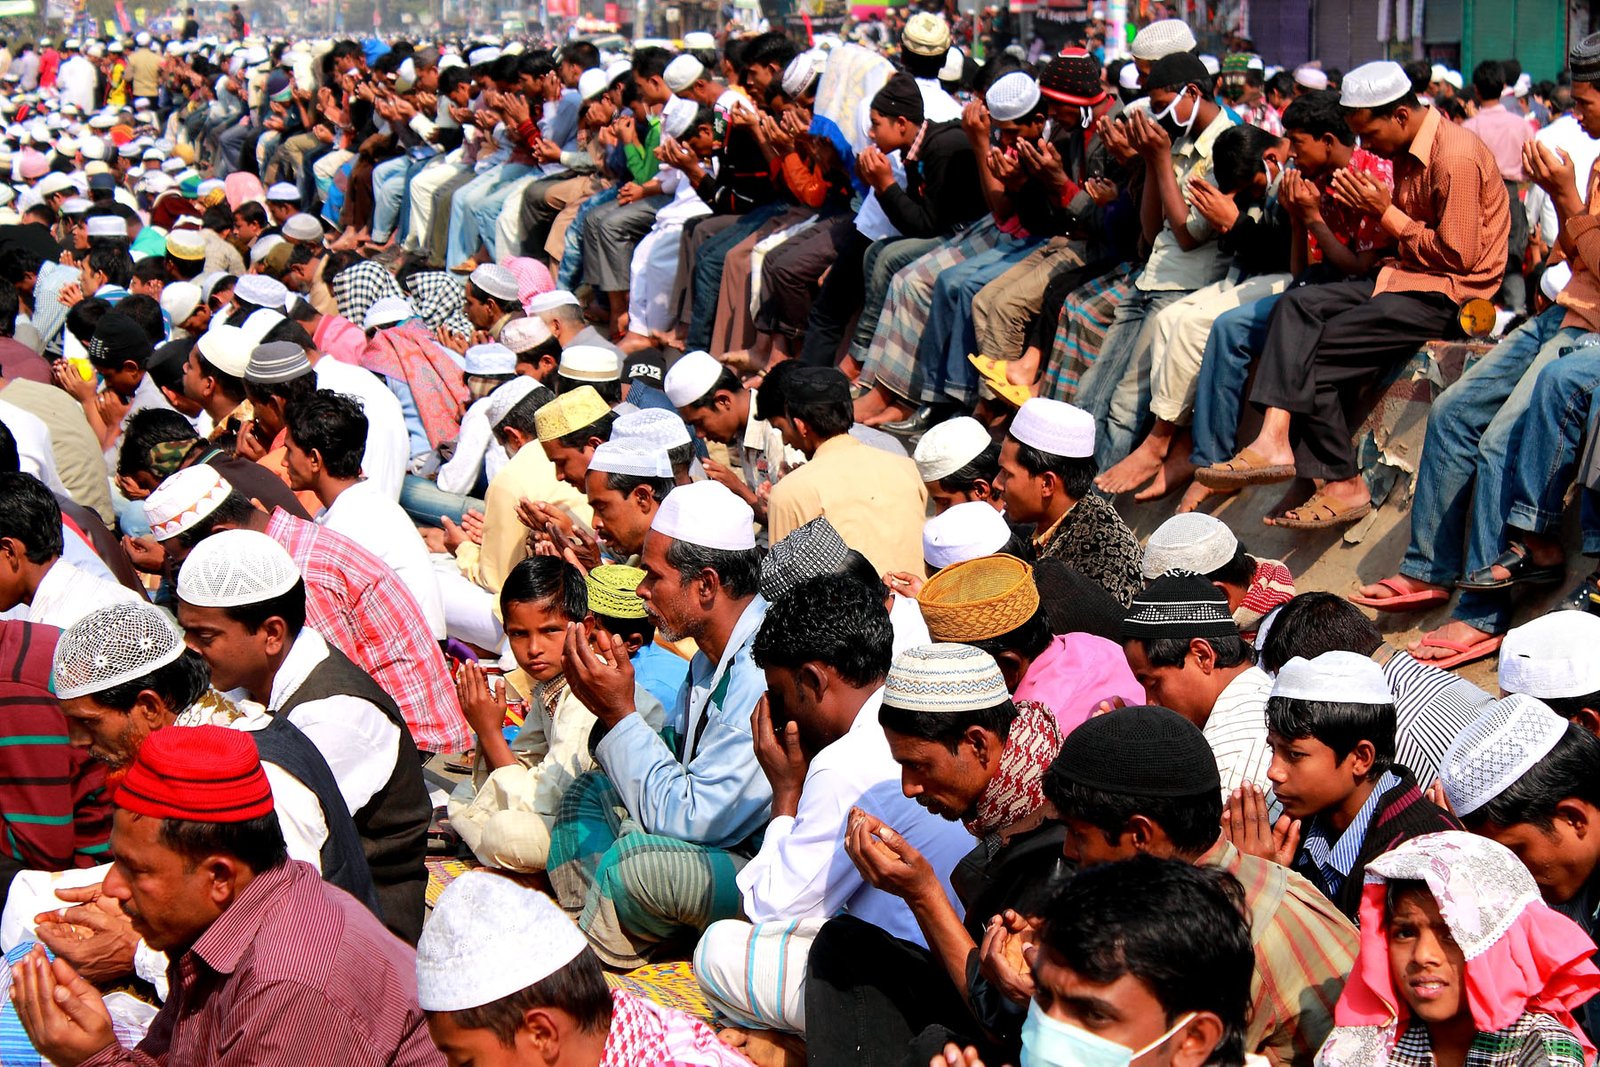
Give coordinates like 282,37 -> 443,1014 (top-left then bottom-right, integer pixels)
1317,147 -> 1394,260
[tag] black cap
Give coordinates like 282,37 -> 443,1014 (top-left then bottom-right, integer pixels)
784,366 -> 852,408
1147,52 -> 1211,93
87,310 -> 154,369
871,72 -> 925,123
1121,572 -> 1240,641
1050,704 -> 1222,797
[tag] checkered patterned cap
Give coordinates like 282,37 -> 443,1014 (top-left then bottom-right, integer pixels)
1441,694 -> 1572,817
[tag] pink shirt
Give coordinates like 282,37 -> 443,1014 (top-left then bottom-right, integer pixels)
1463,102 -> 1532,181
314,313 -> 368,366
1014,633 -> 1146,738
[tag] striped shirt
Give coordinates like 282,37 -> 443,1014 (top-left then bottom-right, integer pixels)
1303,770 -> 1402,900
1205,666 -> 1275,803
1374,644 -> 1492,788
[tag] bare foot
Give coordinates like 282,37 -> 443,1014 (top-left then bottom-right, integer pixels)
1177,480 -> 1236,513
717,1028 -> 806,1067
854,385 -> 891,421
1354,574 -> 1447,602
1008,346 -> 1041,387
1096,437 -> 1166,495
839,354 -> 864,382
1134,450 -> 1197,502
721,347 -> 761,372
862,399 -> 917,426
1409,620 -> 1495,662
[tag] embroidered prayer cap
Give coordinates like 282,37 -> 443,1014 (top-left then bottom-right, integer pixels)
782,50 -> 826,98
614,408 -> 692,452
1340,61 -> 1411,109
1120,573 -> 1238,641
1440,694 -> 1572,816
914,415 -> 993,484
662,95 -> 699,139
922,501 -> 1013,570
650,480 -> 755,551
499,314 -> 552,354
362,295 -> 415,331
882,643 -> 1011,715
85,215 -> 125,240
145,465 -> 234,543
160,281 -> 202,327
53,601 -> 187,700
918,553 -> 1039,642
1039,49 -> 1108,106
760,516 -> 850,602
534,386 -> 610,443
1571,32 -> 1600,82
1130,18 -> 1197,61
1271,651 -> 1394,705
464,342 -> 517,377
244,341 -> 311,385
266,181 -> 299,203
282,213 -> 324,242
416,872 -> 589,1011
115,723 -> 274,823
1051,703 -> 1221,797
1293,65 -> 1329,90
987,72 -> 1041,122
196,324 -> 252,378
233,273 -> 289,311
177,528 -> 300,608
88,311 -> 151,368
1499,612 -> 1600,700
1008,397 -> 1094,459
587,564 -> 649,620
902,12 -> 952,56
468,262 -> 520,303
663,349 -> 725,408
588,439 -> 672,480
1141,512 -> 1239,580
579,67 -> 610,102
664,54 -> 705,93
871,72 -> 925,123
482,375 -> 542,430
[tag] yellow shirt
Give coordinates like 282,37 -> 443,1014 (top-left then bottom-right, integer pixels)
766,433 -> 928,577
456,441 -> 592,595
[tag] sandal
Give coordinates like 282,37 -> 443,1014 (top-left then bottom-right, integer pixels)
1348,577 -> 1451,611
968,354 -> 1033,409
1407,633 -> 1504,671
1194,447 -> 1297,489
1557,571 -> 1600,614
1455,544 -> 1565,591
1263,490 -> 1372,529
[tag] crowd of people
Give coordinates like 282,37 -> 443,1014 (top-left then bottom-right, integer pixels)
0,8 -> 1597,1067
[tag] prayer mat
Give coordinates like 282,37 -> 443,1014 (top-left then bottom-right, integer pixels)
606,961 -> 714,1023
426,856 -> 481,908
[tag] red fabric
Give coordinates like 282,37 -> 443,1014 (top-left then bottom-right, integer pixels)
115,724 -> 274,822
360,323 -> 468,450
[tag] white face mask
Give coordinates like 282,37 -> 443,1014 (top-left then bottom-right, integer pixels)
1264,158 -> 1284,197
1152,87 -> 1198,139
1020,1002 -> 1198,1067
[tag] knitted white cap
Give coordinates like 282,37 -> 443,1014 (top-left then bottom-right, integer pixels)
177,528 -> 300,608
464,342 -> 517,377
914,416 -> 992,483
196,324 -> 252,378
1130,18 -> 1197,61
614,408 -> 692,451
1008,398 -> 1094,459
144,465 -> 234,542
468,263 -> 519,302
53,602 -> 187,700
663,350 -> 724,408
234,273 -> 289,311
650,481 -> 755,551
1440,695 -> 1572,817
1271,652 -> 1395,705
588,439 -> 673,479
362,295 -> 415,331
922,501 -> 1012,570
1499,612 -> 1600,700
499,315 -> 552,354
1340,61 -> 1410,108
482,376 -> 543,430
664,54 -> 705,93
987,72 -> 1041,122
883,643 -> 1011,714
160,281 -> 202,327
1142,512 -> 1239,579
527,288 -> 580,313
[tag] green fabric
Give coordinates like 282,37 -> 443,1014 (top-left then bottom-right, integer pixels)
623,116 -> 663,185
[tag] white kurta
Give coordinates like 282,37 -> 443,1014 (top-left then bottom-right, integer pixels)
628,165 -> 713,337
317,480 -> 447,641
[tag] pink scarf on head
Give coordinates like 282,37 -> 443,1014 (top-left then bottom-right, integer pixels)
360,323 -> 469,449
964,700 -> 1061,838
499,256 -> 554,312
224,172 -> 266,210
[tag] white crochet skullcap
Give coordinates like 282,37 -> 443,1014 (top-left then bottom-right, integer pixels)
468,263 -> 519,303
588,439 -> 673,480
53,602 -> 186,700
1008,398 -> 1094,459
499,315 -> 552,354
651,481 -> 755,551
1440,694 -> 1572,817
234,273 -> 289,310
1498,611 -> 1600,700
196,324 -> 252,378
663,350 -> 724,408
464,342 -> 517,377
177,528 -> 301,608
144,465 -> 235,542
922,501 -> 1012,570
661,94 -> 699,140
1142,512 -> 1239,579
527,289 -> 580,314
986,71 -> 1041,122
664,54 -> 705,93
1271,652 -> 1395,705
482,376 -> 542,429
579,68 -> 610,102
1130,18 -> 1197,61
1294,66 -> 1329,90
782,49 -> 826,98
1340,61 -> 1410,109
914,416 -> 992,483
362,296 -> 415,331
614,407 -> 691,451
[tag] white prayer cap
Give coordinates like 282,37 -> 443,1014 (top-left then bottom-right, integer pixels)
196,324 -> 252,378
614,408 -> 692,451
468,262 -> 519,303
483,376 -> 543,429
987,72 -> 1041,122
589,439 -> 673,479
1498,612 -> 1600,700
177,529 -> 300,608
661,94 -> 698,139
914,415 -> 992,484
1271,652 -> 1395,705
499,315 -> 552,354
248,233 -> 285,265
663,350 -> 724,408
135,32 -> 151,46
280,214 -> 323,243
1142,512 -> 1239,579
1440,694 -> 1572,816
1008,397 -> 1094,459
1293,65 -> 1329,91
1340,61 -> 1410,109
234,273 -> 289,310
35,171 -> 74,197
559,344 -> 622,383
363,296 -> 415,331
1130,18 -> 1196,61
416,872 -> 588,1012
1443,69 -> 1463,90
1514,72 -> 1532,97
160,281 -> 203,327
883,643 -> 1011,714
683,31 -> 717,49
527,288 -> 580,313
438,53 -> 466,72
940,47 -> 965,83
650,481 -> 755,551
922,501 -> 1012,570
266,181 -> 300,203
53,602 -> 188,700
85,215 -> 125,240
664,54 -> 705,93
579,67 -> 610,102
464,342 -> 517,377
782,49 -> 826,98
145,464 -> 235,542
239,308 -> 286,347
606,59 -> 633,84
1430,63 -> 1449,83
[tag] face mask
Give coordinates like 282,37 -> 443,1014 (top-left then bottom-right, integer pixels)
1020,1001 -> 1198,1067
1042,118 -> 1055,141
1264,158 -> 1284,198
1152,87 -> 1197,140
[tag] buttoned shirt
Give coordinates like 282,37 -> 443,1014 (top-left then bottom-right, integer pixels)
1137,112 -> 1237,292
1302,770 -> 1402,899
766,434 -> 929,576
1463,101 -> 1533,180
1033,491 -> 1143,606
318,481 -> 445,641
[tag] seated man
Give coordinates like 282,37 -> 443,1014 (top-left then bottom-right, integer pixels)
535,385 -> 617,492
1141,512 -> 1295,638
579,438 -> 673,565
418,872 -> 749,1066
693,576 -> 971,1045
0,472 -> 142,630
549,481 -> 771,969
174,530 -> 431,943
10,725 -> 444,1067
913,416 -> 1004,514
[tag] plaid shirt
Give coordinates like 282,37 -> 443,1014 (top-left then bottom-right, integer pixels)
1200,840 -> 1359,1067
268,509 -> 467,753
1317,1013 -> 1586,1067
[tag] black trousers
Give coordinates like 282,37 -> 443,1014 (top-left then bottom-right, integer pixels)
797,229 -> 872,367
1250,278 -> 1457,481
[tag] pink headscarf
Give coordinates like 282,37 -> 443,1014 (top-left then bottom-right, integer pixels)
223,172 -> 267,210
498,256 -> 553,312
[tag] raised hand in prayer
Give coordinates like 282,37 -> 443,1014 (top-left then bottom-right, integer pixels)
95,390 -> 131,431
234,420 -> 267,461
987,148 -> 1023,189
1279,168 -> 1322,223
10,946 -> 117,1067
1098,115 -> 1136,163
782,106 -> 812,135
856,146 -> 895,193
1328,167 -> 1391,217
960,99 -> 991,149
1127,108 -> 1171,159
435,325 -> 470,355
614,114 -> 638,145
33,885 -> 139,985
931,1044 -> 990,1067
1085,177 -> 1119,206
978,908 -> 1040,1004
51,360 -> 96,404
700,458 -> 754,502
1017,137 -> 1067,190
499,92 -> 531,128
884,572 -> 925,599
1187,177 -> 1239,234
1221,782 -> 1301,867
455,660 -> 516,770
122,534 -> 165,574
1525,140 -> 1579,205
1424,779 -> 1455,816
751,694 -> 808,817
56,282 -> 85,308
845,807 -> 936,903
562,623 -> 638,727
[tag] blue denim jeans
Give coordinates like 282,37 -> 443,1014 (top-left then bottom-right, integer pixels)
921,238 -> 1041,404
1189,293 -> 1280,468
1505,347 -> 1600,555
400,474 -> 485,528
372,154 -> 420,243
685,203 -> 788,353
1074,284 -> 1188,469
560,186 -> 619,290
470,168 -> 538,261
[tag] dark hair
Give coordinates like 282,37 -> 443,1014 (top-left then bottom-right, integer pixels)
131,257 -> 168,287
632,46 -> 672,80
0,278 -> 16,339
202,203 -> 235,234
284,391 -> 366,480
216,578 -> 308,638
682,366 -> 742,411
1009,437 -> 1097,499
117,293 -> 166,343
440,65 -> 472,95
1402,60 -> 1433,96
0,421 -> 16,473
1383,877 -> 1434,925
499,556 -> 588,623
1359,91 -> 1421,119
561,40 -> 600,71
840,547 -> 889,601
1213,124 -> 1279,195
1205,544 -> 1257,588
555,410 -> 617,450
743,31 -> 799,73
1258,592 -> 1382,673
1265,696 -> 1396,780
262,319 -> 317,351
93,648 -> 210,714
518,54 -> 556,82
604,470 -> 674,505
563,374 -> 622,405
232,201 -> 268,230
753,360 -> 798,423
1266,70 -> 1296,99
967,606 -> 1053,664
935,439 -> 1000,494
158,810 -> 289,873
1540,691 -> 1600,720
593,609 -> 656,646
752,573 -> 892,688
1137,634 -> 1255,670
900,44 -> 947,80
170,490 -> 257,552
663,537 -> 763,600
1472,59 -> 1506,103
244,367 -> 318,409
1037,856 -> 1252,1067
1465,724 -> 1600,831
784,387 -> 851,440
879,698 -> 1019,753
494,384 -> 557,439
448,944 -> 612,1043
65,298 -> 111,347
118,408 -> 200,478
87,247 -> 133,289
467,280 -> 519,316
1043,767 -> 1223,856
0,244 -> 46,287
0,472 -> 63,562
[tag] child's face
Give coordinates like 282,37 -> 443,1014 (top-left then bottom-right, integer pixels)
1265,730 -> 1363,821
504,598 -> 577,683
686,124 -> 718,156
1387,889 -> 1468,1026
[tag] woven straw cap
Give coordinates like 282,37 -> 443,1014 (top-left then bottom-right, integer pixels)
54,601 -> 187,701
917,553 -> 1039,642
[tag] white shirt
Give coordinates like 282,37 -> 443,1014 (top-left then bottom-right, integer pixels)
57,55 -> 98,112
735,689 -> 971,946
256,628 -> 401,817
313,357 -> 410,502
434,392 -> 507,496
1526,114 -> 1600,242
0,398 -> 69,498
1204,665 -> 1275,803
317,480 -> 446,641
889,592 -> 930,657
26,558 -> 141,630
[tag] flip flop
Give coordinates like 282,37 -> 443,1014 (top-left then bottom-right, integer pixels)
1264,491 -> 1372,530
1348,577 -> 1451,611
1194,447 -> 1298,489
968,354 -> 1033,409
1406,634 -> 1504,671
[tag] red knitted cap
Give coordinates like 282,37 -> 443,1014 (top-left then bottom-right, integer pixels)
115,724 -> 274,823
